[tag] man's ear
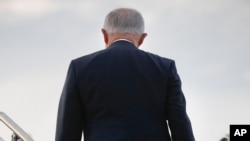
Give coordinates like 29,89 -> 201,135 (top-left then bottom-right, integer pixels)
137,33 -> 147,47
101,28 -> 108,45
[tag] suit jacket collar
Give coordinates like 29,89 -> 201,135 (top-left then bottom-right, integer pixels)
108,40 -> 137,49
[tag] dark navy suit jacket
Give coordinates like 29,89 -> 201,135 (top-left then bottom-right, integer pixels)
56,41 -> 195,141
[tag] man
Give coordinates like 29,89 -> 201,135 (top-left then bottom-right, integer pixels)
56,8 -> 195,141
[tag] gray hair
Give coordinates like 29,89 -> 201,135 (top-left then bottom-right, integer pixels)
103,8 -> 145,35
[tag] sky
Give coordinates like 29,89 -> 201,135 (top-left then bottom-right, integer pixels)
0,0 -> 250,141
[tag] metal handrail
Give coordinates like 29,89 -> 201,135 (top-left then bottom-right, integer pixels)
0,112 -> 34,141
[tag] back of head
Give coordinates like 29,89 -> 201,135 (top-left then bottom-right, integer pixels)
103,8 -> 145,35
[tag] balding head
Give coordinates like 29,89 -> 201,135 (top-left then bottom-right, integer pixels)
103,8 -> 145,35
102,8 -> 147,48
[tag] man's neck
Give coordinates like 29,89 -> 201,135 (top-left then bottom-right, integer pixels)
107,33 -> 139,47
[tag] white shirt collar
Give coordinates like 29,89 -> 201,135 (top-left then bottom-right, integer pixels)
112,39 -> 133,43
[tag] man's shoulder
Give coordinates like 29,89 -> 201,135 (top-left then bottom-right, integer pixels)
70,47 -> 175,69
141,49 -> 174,64
72,49 -> 107,64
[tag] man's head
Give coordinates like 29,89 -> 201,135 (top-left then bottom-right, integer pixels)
102,8 -> 147,48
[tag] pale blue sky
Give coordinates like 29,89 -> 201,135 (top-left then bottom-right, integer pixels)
0,0 -> 250,141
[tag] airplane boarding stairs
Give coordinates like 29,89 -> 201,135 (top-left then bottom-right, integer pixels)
0,112 -> 34,141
